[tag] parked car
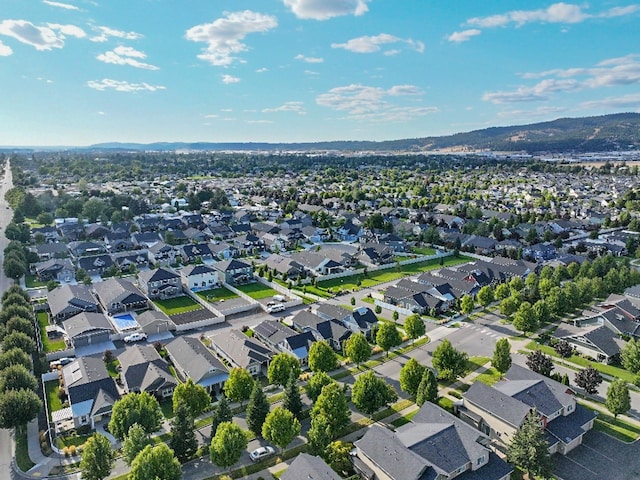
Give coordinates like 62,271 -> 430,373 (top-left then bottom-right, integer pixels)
249,446 -> 275,462
266,304 -> 285,313
123,332 -> 148,343
49,357 -> 74,370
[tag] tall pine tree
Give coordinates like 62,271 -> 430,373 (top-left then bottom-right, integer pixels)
169,402 -> 198,463
507,409 -> 552,479
416,369 -> 438,406
283,371 -> 303,419
211,395 -> 232,439
246,381 -> 269,437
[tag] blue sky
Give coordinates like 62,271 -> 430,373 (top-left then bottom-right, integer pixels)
1,0 -> 639,146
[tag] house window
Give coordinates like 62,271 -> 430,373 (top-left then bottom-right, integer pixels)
477,455 -> 485,466
567,404 -> 573,413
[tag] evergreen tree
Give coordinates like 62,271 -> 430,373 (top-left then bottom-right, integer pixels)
507,409 -> 552,479
308,413 -> 332,456
492,338 -> 512,375
416,369 -> 438,406
282,371 -> 303,419
169,402 -> 198,463
211,395 -> 232,437
245,381 -> 269,437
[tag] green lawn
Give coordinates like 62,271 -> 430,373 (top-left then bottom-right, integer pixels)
580,403 -> 640,442
45,380 -> 64,416
15,427 -> 34,471
526,341 -> 637,383
56,433 -> 91,449
236,282 -> 278,300
390,408 -> 419,428
474,366 -> 502,386
160,400 -> 174,419
37,311 -> 65,353
153,296 -> 202,315
196,287 -> 239,302
25,274 -> 49,288
411,247 -> 437,256
466,356 -> 491,372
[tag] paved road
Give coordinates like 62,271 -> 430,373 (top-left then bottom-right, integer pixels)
0,160 -> 16,477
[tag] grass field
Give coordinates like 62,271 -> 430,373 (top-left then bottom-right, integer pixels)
45,380 -> 64,416
474,366 -> 502,386
411,247 -> 437,256
25,274 -> 50,288
196,287 -> 239,302
37,311 -> 66,353
153,296 -> 202,315
15,427 -> 34,471
236,282 -> 278,299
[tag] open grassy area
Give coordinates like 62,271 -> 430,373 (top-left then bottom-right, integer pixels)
160,400 -> 174,419
153,296 -> 202,315
474,366 -> 502,386
56,433 -> 91,449
317,255 -> 471,293
15,427 -> 35,471
526,341 -> 637,383
236,282 -> 278,299
196,287 -> 239,302
580,403 -> 640,442
466,356 -> 491,372
45,380 -> 64,416
390,408 -> 419,428
37,311 -> 66,353
411,247 -> 437,256
25,273 -> 49,288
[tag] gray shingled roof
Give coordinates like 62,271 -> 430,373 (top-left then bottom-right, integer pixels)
93,278 -> 147,308
165,336 -> 228,384
464,381 -> 531,428
281,453 -> 342,480
47,284 -> 98,318
355,425 -> 432,480
118,344 -> 177,394
210,329 -> 274,369
62,312 -> 114,339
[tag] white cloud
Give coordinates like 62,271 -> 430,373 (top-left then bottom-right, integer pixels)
447,29 -> 481,43
316,83 -> 436,122
204,114 -> 219,118
295,54 -> 323,63
221,74 -> 240,84
256,67 -> 268,73
580,93 -> 640,110
97,45 -> 158,70
90,26 -> 143,42
484,55 -> 640,104
331,33 -> 424,54
43,0 -> 79,10
0,19 -> 66,50
0,40 -> 13,56
185,10 -> 277,67
467,2 -> 639,29
283,0 -> 370,20
47,23 -> 86,39
86,78 -> 165,92
304,70 -> 319,75
262,101 -> 306,115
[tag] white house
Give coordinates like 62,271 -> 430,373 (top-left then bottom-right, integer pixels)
180,264 -> 220,291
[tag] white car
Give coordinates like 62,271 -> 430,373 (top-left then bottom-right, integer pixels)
249,446 -> 275,462
49,357 -> 74,370
267,304 -> 285,313
123,332 -> 147,343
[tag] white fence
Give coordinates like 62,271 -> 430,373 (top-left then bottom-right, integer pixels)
185,288 -> 226,319
374,299 -> 415,317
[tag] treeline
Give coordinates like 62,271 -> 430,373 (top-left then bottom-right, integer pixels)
0,285 -> 43,430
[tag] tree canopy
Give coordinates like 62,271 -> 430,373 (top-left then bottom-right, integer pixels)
129,444 -> 182,480
0,388 -> 42,429
80,433 -> 116,480
351,370 -> 397,416
267,352 -> 301,386
262,406 -> 301,452
507,409 -> 552,479
172,378 -> 211,417
344,332 -> 371,367
109,392 -> 163,440
308,340 -> 338,373
376,322 -> 402,356
432,339 -> 468,381
311,382 -> 350,438
492,338 -> 512,375
245,380 -> 269,437
122,423 -> 153,466
399,358 -> 427,396
224,368 -> 254,406
210,422 -> 249,470
404,314 -> 425,343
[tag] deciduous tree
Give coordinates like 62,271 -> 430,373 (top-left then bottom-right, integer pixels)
0,347 -> 32,371
122,423 -> 152,466
554,340 -> 573,358
606,379 -> 631,419
267,352 -> 301,386
621,338 -> 640,374
460,294 -> 475,315
80,433 -> 115,480
352,370 -> 397,416
399,358 -> 427,396
376,322 -> 402,357
1,331 -> 36,355
224,368 -> 254,407
344,332 -> 371,367
308,413 -> 332,456
130,444 -> 181,480
0,364 -> 37,393
526,350 -> 554,377
404,314 -> 425,343
308,340 -> 338,373
0,388 -> 42,429
432,339 -> 468,381
477,285 -> 495,308
574,366 -> 603,395
172,378 -> 210,418
109,392 -> 163,440
311,383 -> 350,438
262,407 -> 301,453
513,301 -> 538,334
210,422 -> 248,471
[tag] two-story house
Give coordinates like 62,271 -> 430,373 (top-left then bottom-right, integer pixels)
138,267 -> 182,300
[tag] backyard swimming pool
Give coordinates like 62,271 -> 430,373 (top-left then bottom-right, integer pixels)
112,313 -> 139,331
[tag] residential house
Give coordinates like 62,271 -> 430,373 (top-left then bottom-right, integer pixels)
215,259 -> 253,285
136,310 -> 175,337
164,336 -> 228,394
344,307 -> 380,340
209,329 -> 274,376
290,310 -> 351,351
48,284 -> 99,322
552,322 -> 624,363
359,243 -> 395,266
111,250 -> 149,273
354,402 -> 512,480
180,243 -> 215,264
209,241 -> 235,260
118,344 -> 177,398
132,232 -> 163,248
61,357 -> 120,429
281,454 -> 341,480
264,253 -> 305,279
462,364 -> 597,455
138,267 -> 182,300
180,264 -> 219,291
288,251 -> 345,276
148,241 -> 179,266
33,242 -> 68,261
77,254 -> 114,277
34,258 -> 75,282
62,312 -> 114,348
93,278 -> 148,315
31,225 -> 61,242
253,320 -> 315,365
523,243 -> 557,262
67,241 -> 107,258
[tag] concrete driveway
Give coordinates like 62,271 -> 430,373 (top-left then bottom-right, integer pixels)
553,430 -> 640,480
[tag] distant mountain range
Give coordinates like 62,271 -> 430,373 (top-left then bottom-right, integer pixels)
5,112 -> 640,154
